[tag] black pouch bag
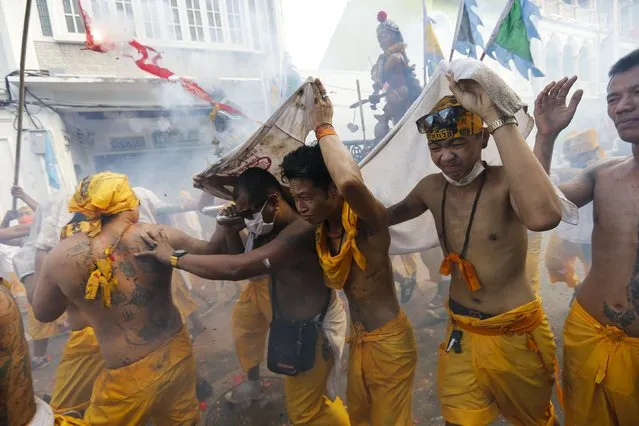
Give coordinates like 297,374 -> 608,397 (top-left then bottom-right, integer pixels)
267,274 -> 330,376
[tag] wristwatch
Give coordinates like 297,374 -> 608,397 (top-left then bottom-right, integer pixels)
170,250 -> 188,269
487,116 -> 518,134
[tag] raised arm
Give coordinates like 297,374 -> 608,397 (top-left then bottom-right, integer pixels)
32,249 -> 68,323
387,178 -> 430,226
312,79 -> 387,229
0,224 -> 31,243
136,221 -> 313,281
533,77 -> 594,208
448,75 -> 562,232
11,186 -> 39,211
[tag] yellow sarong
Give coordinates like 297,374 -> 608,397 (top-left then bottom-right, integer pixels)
526,232 -> 543,295
50,327 -> 104,414
563,301 -> 639,426
347,311 -> 417,426
83,327 -> 199,426
439,298 -> 558,426
0,286 -> 36,425
285,332 -> 350,425
26,304 -> 68,340
315,202 -> 367,290
172,270 -> 198,322
231,276 -> 272,372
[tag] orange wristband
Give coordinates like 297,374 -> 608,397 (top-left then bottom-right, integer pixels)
315,123 -> 336,140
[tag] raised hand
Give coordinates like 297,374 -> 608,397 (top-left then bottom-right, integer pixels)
10,186 -> 25,199
309,78 -> 334,130
534,76 -> 583,137
446,74 -> 500,123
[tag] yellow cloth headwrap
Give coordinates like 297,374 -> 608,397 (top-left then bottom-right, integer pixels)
60,221 -> 92,240
68,172 -> 137,307
315,202 -> 367,290
68,172 -> 139,238
426,96 -> 483,143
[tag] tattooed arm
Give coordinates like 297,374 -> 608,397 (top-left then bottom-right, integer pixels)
32,248 -> 69,322
386,176 -> 431,226
137,220 -> 313,281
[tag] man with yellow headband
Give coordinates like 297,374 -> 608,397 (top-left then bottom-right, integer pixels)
387,76 -> 563,425
32,172 -> 222,425
544,129 -> 601,296
281,79 -> 417,426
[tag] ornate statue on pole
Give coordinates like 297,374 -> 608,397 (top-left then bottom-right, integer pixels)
370,11 -> 422,141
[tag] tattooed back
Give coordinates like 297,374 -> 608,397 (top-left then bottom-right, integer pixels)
577,157 -> 639,336
46,221 -> 182,369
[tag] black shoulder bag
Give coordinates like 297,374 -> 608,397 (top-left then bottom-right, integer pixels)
266,274 -> 331,376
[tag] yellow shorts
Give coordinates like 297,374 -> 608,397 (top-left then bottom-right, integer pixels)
83,327 -> 199,426
284,332 -> 350,425
399,254 -> 417,276
563,301 -> 639,426
50,327 -> 104,414
438,298 -> 557,426
526,232 -> 543,295
172,270 -> 198,322
26,305 -> 68,341
231,276 -> 272,372
347,311 -> 417,426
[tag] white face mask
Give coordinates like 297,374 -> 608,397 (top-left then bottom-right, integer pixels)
244,199 -> 276,236
442,161 -> 485,187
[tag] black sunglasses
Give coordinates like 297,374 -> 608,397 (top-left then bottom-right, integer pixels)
236,197 -> 270,220
416,105 -> 464,134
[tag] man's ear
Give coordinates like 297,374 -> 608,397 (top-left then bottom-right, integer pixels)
328,182 -> 339,198
481,129 -> 490,149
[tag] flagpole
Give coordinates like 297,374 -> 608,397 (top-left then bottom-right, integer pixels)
12,0 -> 33,210
450,0 -> 464,62
423,0 -> 427,83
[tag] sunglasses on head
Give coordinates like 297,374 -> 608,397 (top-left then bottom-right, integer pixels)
416,105 -> 465,134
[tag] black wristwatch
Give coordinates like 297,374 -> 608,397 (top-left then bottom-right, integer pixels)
170,250 -> 188,268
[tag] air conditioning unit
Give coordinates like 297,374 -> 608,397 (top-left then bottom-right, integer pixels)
25,129 -> 51,155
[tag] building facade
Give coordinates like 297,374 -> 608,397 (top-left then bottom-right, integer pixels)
0,0 -> 285,212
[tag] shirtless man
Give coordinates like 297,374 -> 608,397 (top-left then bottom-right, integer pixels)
533,49 -> 639,425
281,80 -> 417,426
386,77 -> 563,425
138,167 -> 350,425
32,172 -> 218,425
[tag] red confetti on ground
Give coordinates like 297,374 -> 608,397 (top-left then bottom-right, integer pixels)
262,379 -> 277,389
230,374 -> 244,386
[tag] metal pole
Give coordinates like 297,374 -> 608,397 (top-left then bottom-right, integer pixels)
355,80 -> 366,142
12,0 -> 34,210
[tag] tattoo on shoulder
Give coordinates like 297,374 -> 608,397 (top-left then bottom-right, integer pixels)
67,240 -> 90,258
135,257 -> 156,274
128,285 -> 154,307
119,260 -> 137,280
603,221 -> 639,329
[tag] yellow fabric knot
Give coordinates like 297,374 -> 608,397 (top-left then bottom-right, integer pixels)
440,252 -> 482,292
68,172 -> 139,237
85,247 -> 119,308
315,202 -> 367,290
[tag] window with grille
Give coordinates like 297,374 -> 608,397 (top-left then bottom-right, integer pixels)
114,0 -> 136,35
140,0 -> 163,38
205,0 -> 224,43
185,0 -> 205,42
62,0 -> 85,33
36,0 -> 53,36
164,0 -> 183,40
226,0 -> 244,44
